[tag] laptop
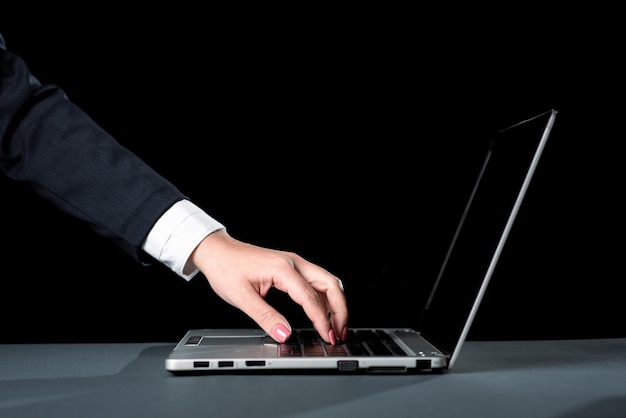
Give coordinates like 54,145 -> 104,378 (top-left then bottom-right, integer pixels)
166,109 -> 558,374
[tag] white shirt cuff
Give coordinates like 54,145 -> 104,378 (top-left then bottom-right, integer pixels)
142,199 -> 225,280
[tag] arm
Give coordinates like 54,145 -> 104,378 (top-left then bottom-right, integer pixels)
0,33 -> 348,343
0,34 -> 184,262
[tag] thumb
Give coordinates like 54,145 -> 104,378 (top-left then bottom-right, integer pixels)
239,294 -> 292,343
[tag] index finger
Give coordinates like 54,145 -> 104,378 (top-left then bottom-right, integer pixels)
272,267 -> 337,344
324,280 -> 349,340
278,256 -> 348,343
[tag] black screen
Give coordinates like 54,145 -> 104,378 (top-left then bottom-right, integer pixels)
417,110 -> 558,356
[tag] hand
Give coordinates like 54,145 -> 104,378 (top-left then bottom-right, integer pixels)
188,229 -> 348,344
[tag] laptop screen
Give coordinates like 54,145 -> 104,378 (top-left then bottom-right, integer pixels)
417,110 -> 557,360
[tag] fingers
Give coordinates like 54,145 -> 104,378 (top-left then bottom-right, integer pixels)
276,255 -> 348,344
240,262 -> 347,345
324,280 -> 349,341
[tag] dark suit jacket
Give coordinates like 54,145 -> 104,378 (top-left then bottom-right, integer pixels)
0,33 -> 186,264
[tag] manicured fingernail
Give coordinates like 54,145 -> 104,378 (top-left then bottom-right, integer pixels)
329,329 -> 337,346
342,327 -> 348,342
273,325 -> 291,343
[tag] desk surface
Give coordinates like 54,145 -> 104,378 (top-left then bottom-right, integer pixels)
1,338 -> 625,418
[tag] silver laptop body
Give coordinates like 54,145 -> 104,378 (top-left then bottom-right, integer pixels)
166,109 -> 558,374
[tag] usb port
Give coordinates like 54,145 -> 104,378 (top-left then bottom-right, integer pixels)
193,361 -> 210,368
218,361 -> 234,368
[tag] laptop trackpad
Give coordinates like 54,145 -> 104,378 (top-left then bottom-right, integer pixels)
200,336 -> 266,346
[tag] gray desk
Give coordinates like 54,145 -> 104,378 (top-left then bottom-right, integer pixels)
1,338 -> 625,418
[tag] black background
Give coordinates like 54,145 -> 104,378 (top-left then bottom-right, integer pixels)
1,9 -> 623,342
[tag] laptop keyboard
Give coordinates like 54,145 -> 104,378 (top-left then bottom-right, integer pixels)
279,329 -> 407,357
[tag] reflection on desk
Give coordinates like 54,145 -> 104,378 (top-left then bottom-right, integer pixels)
1,338 -> 625,418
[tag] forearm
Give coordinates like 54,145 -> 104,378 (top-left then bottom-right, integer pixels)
0,38 -> 185,261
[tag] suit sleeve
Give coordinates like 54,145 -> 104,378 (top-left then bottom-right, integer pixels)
0,34 -> 187,263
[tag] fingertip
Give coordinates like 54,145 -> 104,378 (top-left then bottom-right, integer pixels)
328,329 -> 337,346
272,324 -> 291,343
